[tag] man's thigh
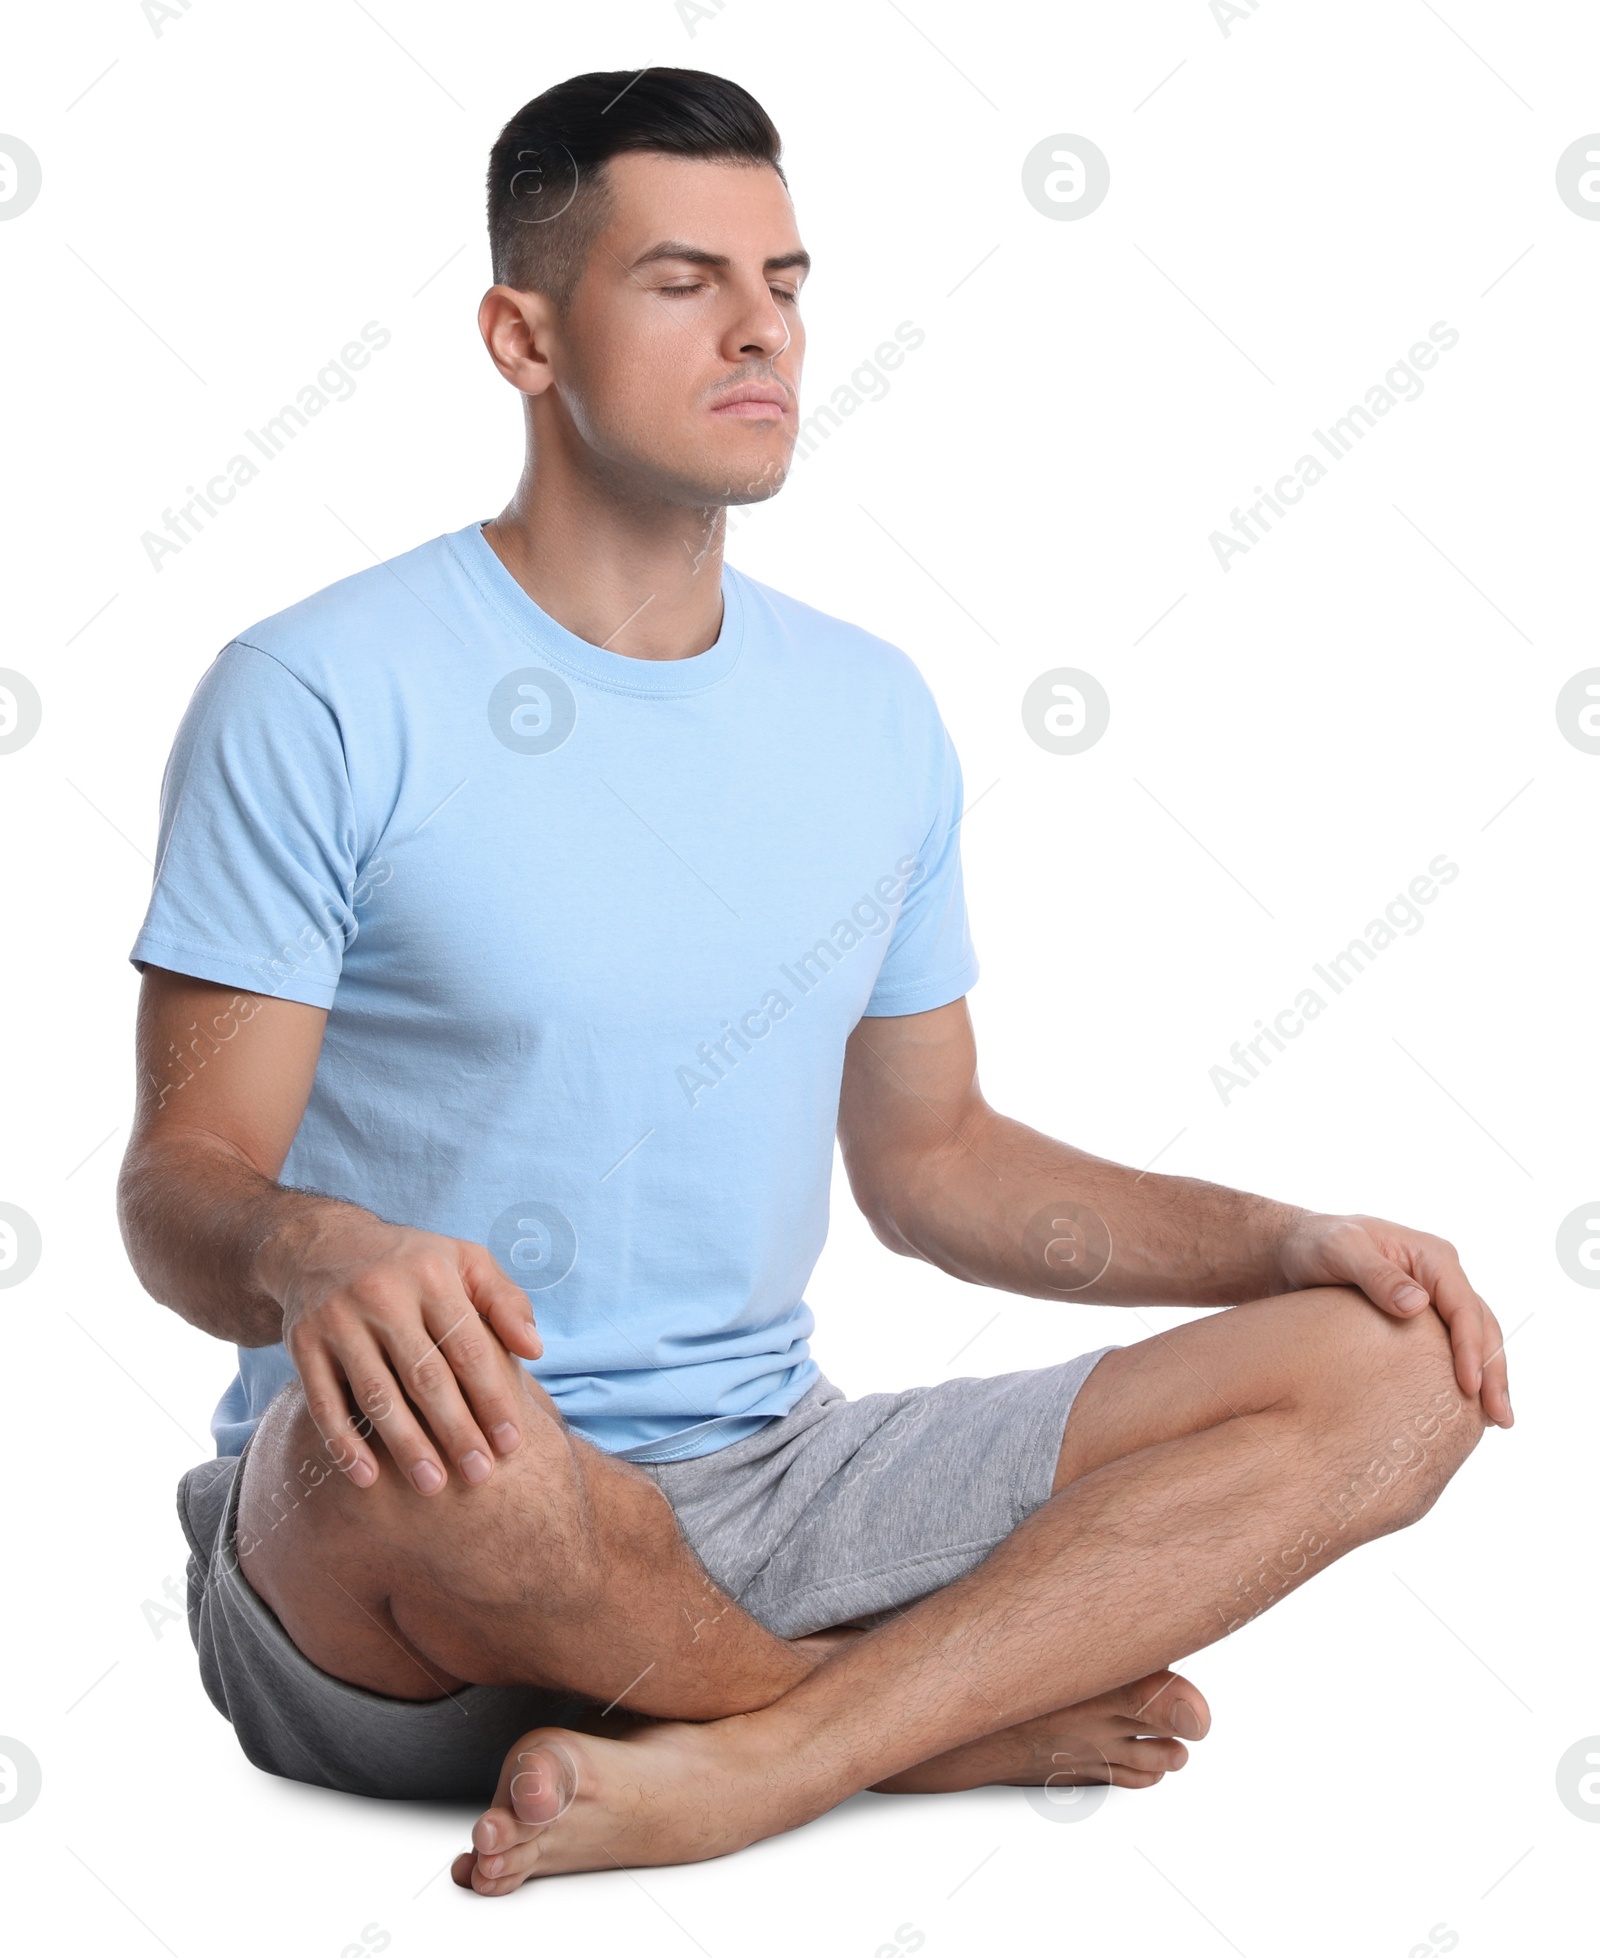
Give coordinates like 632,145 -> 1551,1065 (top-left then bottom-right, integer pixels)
644,1353 -> 1113,1641
236,1354 -> 642,1695
1052,1284 -> 1469,1496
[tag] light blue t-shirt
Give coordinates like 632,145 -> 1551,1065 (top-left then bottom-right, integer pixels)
132,521 -> 977,1461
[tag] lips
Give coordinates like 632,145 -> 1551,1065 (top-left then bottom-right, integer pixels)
710,386 -> 789,419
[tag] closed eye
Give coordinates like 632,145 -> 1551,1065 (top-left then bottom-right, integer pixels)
653,281 -> 801,303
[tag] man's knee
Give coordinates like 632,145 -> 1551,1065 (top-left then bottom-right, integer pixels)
1283,1286 -> 1485,1535
235,1374 -> 634,1693
236,1380 -> 365,1563
241,1372 -> 600,1612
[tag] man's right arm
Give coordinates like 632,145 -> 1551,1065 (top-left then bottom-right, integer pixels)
117,967 -> 542,1492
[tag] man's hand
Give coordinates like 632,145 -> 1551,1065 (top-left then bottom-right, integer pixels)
1278,1213 -> 1512,1429
265,1210 -> 544,1493
119,970 -> 546,1496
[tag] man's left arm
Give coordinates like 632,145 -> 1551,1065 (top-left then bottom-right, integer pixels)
837,998 -> 1512,1428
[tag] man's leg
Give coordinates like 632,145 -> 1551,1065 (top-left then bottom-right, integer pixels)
237,1355 -> 820,1722
239,1332 -> 1206,1810
452,1285 -> 1487,1885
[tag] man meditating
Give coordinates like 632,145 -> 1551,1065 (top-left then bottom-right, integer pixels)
118,68 -> 1509,1894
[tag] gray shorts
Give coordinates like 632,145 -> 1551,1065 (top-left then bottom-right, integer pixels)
177,1350 -> 1114,1804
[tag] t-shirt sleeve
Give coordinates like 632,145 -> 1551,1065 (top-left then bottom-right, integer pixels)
129,640 -> 360,1009
862,715 -> 980,1018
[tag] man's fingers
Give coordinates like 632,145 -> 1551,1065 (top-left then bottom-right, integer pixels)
338,1327 -> 454,1495
419,1290 -> 528,1462
1338,1242 -> 1431,1318
295,1345 -> 380,1488
1428,1264 -> 1516,1427
280,1232 -> 543,1495
377,1310 -> 499,1490
464,1246 -> 542,1361
1316,1217 -> 1511,1430
1454,1288 -> 1514,1429
1372,1263 -> 1430,1315
1481,1340 -> 1513,1427
1411,1295 -> 1508,1427
1443,1306 -> 1483,1399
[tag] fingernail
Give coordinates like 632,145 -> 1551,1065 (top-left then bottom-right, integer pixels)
491,1421 -> 520,1452
347,1458 -> 376,1488
461,1450 -> 492,1484
411,1460 -> 445,1494
1394,1285 -> 1428,1310
480,1855 -> 504,1877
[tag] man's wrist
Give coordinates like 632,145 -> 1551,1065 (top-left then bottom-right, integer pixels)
246,1191 -> 347,1304
1269,1206 -> 1329,1294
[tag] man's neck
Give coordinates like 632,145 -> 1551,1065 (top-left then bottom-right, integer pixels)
482,466 -> 728,663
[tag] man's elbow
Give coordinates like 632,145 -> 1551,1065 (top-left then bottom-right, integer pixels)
848,1169 -> 932,1264
116,1141 -> 166,1298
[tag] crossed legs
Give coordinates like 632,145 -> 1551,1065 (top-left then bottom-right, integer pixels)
238,1285 -> 1484,1890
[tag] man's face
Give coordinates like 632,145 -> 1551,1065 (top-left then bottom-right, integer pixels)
548,152 -> 807,507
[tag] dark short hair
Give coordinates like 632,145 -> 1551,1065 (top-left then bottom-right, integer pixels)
487,68 -> 785,306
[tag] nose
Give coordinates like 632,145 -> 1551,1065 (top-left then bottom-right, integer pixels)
722,278 -> 792,364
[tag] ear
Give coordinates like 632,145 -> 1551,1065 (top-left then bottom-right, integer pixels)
478,284 -> 559,399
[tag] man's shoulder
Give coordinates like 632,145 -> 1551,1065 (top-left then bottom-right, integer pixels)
728,566 -> 938,707
724,567 -> 947,740
229,527 -> 468,694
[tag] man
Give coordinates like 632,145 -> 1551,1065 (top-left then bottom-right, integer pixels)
119,69 -> 1509,1893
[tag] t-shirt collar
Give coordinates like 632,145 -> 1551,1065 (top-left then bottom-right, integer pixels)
448,519 -> 743,697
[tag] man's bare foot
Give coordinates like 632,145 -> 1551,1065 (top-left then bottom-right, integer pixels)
867,1668 -> 1209,1794
450,1716 -> 794,1894
449,1668 -> 1210,1895
787,1632 -> 1208,1793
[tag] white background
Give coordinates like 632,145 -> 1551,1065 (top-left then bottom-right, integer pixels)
2,0 -> 1597,1952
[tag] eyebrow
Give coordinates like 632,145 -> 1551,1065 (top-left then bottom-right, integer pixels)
630,241 -> 811,276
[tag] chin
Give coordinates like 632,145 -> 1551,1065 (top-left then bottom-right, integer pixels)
714,437 -> 795,503
661,448 -> 792,508
719,466 -> 790,506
